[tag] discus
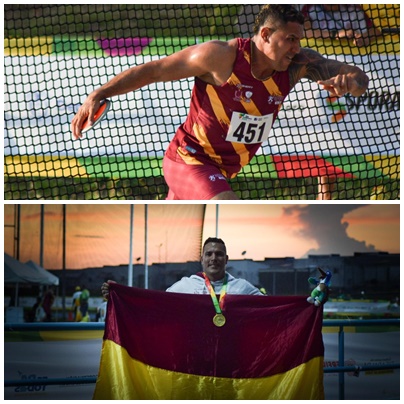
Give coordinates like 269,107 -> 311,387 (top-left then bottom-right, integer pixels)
81,99 -> 111,133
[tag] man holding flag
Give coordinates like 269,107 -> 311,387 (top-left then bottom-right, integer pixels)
95,237 -> 327,399
102,237 -> 263,298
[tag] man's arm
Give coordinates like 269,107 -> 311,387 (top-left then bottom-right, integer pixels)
71,40 -> 237,139
289,48 -> 369,97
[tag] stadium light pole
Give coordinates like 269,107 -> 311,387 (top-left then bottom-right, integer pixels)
62,204 -> 66,321
40,205 -> 44,267
215,204 -> 219,237
128,205 -> 134,287
144,205 -> 149,289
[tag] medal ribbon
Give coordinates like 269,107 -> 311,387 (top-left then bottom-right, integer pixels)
202,272 -> 228,314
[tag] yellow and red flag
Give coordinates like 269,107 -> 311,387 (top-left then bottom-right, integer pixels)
93,283 -> 324,399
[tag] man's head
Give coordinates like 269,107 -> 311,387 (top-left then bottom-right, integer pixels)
253,5 -> 304,73
253,5 -> 304,35
201,237 -> 228,282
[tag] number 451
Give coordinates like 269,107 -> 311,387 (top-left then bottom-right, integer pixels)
232,122 -> 266,143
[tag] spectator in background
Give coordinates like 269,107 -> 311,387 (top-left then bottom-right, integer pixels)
79,285 -> 91,322
71,286 -> 82,321
302,5 -> 382,47
27,296 -> 43,322
42,288 -> 55,322
96,299 -> 108,322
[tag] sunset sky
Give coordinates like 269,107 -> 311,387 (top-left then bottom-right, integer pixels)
4,203 -> 399,270
203,203 -> 400,260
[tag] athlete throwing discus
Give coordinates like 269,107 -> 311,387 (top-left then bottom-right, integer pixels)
71,5 -> 369,200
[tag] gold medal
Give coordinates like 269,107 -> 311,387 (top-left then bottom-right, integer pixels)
213,313 -> 226,327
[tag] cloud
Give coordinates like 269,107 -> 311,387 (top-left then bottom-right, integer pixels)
283,205 -> 377,257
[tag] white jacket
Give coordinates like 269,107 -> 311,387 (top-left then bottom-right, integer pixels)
166,272 -> 263,295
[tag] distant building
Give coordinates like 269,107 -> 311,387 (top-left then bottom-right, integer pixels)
52,252 -> 399,301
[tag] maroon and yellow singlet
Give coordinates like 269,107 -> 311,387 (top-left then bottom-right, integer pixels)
164,37 -> 292,199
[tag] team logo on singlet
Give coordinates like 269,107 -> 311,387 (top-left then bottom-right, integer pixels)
233,83 -> 254,103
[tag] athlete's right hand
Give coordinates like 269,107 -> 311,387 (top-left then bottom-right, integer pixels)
71,94 -> 102,140
101,280 -> 117,300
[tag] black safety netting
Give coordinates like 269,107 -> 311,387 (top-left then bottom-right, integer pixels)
4,4 -> 400,200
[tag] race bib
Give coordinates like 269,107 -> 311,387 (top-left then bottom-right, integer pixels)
226,112 -> 274,144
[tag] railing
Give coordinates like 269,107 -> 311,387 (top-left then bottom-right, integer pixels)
5,319 -> 399,399
322,319 -> 399,399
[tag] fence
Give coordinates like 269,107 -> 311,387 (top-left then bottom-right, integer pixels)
4,5 -> 400,200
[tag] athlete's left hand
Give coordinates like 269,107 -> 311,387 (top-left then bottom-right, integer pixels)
317,74 -> 356,97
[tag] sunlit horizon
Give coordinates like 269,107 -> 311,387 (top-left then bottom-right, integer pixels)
4,203 -> 400,270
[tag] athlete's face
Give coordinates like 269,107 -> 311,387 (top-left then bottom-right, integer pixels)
263,22 -> 303,71
201,242 -> 228,282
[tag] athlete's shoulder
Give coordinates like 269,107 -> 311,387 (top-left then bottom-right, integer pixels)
230,277 -> 263,295
193,38 -> 239,85
288,47 -> 328,86
194,38 -> 239,55
291,47 -> 324,66
166,274 -> 203,293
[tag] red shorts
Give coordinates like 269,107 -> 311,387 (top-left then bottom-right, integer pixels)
163,156 -> 232,200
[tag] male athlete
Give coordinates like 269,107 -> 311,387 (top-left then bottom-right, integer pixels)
101,237 -> 264,298
71,5 -> 369,200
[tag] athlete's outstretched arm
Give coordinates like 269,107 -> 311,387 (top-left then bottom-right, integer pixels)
71,40 -> 236,139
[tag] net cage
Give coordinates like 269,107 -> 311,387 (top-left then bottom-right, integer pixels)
4,4 -> 400,200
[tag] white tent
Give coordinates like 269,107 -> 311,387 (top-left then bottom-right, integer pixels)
25,260 -> 59,286
4,253 -> 59,311
5,253 -> 58,285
